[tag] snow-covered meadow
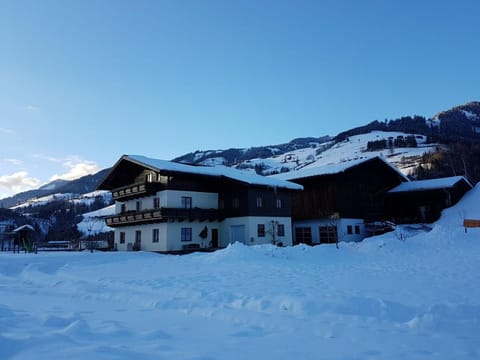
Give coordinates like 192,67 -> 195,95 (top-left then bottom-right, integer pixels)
231,131 -> 439,177
1,186 -> 480,359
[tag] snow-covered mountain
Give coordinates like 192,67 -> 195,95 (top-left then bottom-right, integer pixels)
230,131 -> 439,177
0,168 -> 110,209
11,190 -> 112,210
4,188 -> 113,241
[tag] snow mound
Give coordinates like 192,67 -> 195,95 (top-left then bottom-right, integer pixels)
1,186 -> 480,359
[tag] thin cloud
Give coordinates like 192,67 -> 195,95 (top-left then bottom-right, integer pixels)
5,158 -> 23,166
0,171 -> 41,195
32,154 -> 63,163
25,104 -> 40,112
50,159 -> 100,181
0,128 -> 14,134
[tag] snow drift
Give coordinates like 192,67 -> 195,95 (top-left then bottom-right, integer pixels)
0,185 -> 479,359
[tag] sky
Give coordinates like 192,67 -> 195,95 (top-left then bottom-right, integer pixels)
1,0 -> 479,199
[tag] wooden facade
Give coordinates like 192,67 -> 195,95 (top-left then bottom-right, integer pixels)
385,177 -> 473,223
283,157 -> 407,222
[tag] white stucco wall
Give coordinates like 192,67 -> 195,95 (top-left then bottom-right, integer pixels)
114,224 -> 168,252
115,190 -> 218,214
114,221 -> 222,252
219,216 -> 293,247
163,221 -> 220,251
293,218 -> 365,244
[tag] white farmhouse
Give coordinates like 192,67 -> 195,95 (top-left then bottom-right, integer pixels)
97,155 -> 302,252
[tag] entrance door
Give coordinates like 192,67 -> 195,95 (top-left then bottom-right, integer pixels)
230,225 -> 246,244
211,229 -> 218,248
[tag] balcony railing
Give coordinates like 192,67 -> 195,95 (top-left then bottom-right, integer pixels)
104,207 -> 221,227
112,182 -> 163,201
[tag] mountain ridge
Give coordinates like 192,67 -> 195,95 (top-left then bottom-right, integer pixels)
1,101 -> 479,242
0,168 -> 111,209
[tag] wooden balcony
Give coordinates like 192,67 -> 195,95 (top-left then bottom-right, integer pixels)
104,207 -> 222,227
112,182 -> 164,201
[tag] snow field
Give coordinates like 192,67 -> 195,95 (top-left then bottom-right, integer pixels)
1,185 -> 480,359
237,131 -> 438,176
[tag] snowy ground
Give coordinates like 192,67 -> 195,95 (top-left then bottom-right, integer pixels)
1,187 -> 480,359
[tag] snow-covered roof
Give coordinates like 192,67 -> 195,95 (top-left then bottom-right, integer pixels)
388,176 -> 472,193
13,224 -> 35,233
271,156 -> 409,182
124,155 -> 303,191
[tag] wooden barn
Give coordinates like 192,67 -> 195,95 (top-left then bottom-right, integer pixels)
272,156 -> 409,244
385,176 -> 473,223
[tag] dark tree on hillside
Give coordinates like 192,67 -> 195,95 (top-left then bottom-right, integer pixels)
411,143 -> 480,185
405,135 -> 418,147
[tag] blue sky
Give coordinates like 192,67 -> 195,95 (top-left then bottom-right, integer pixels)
1,0 -> 479,198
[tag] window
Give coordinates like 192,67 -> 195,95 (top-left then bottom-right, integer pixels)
257,224 -> 265,237
153,197 -> 160,209
355,225 -> 361,235
233,197 -> 240,209
347,225 -> 353,235
181,196 -> 192,209
152,229 -> 159,243
276,199 -> 284,209
120,204 -> 126,213
181,228 -> 192,242
218,198 -> 224,209
277,224 -> 285,237
319,226 -> 338,244
135,230 -> 142,243
295,227 -> 312,245
256,196 -> 264,208
119,232 -> 125,244
136,201 -> 142,211
146,173 -> 154,183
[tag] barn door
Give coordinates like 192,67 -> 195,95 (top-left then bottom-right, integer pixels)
230,225 -> 246,244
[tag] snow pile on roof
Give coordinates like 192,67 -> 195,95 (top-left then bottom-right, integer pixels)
77,205 -> 115,236
430,182 -> 480,230
272,155 -> 408,181
12,224 -> 35,232
388,176 -> 471,193
127,155 -> 303,190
